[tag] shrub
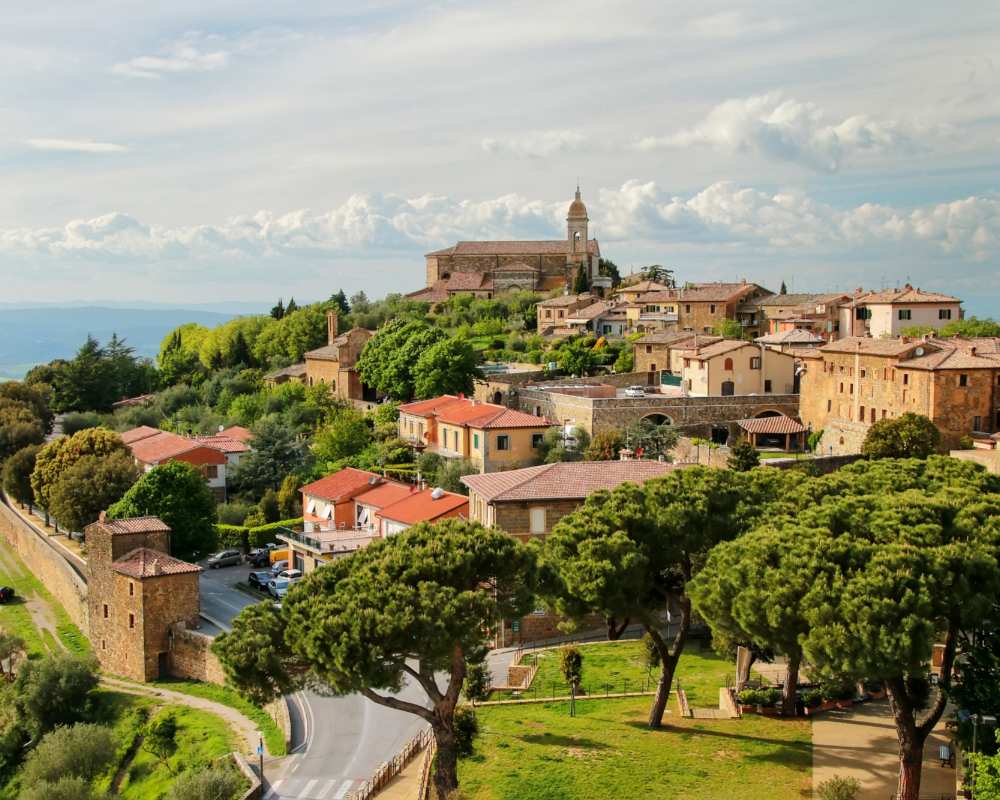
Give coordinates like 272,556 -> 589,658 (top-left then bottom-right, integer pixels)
559,646 -> 583,688
737,687 -> 781,707
816,776 -> 861,800
215,524 -> 249,550
21,722 -> 116,784
216,502 -> 254,526
13,654 -> 100,741
958,434 -> 975,450
60,412 -> 105,436
806,428 -> 824,453
248,517 -> 303,548
454,707 -> 479,757
799,688 -> 823,708
641,632 -> 661,669
163,763 -> 246,800
463,661 -> 492,703
19,776 -> 110,800
820,681 -> 857,702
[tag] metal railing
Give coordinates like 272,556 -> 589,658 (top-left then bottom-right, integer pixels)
348,726 -> 433,800
277,529 -> 375,555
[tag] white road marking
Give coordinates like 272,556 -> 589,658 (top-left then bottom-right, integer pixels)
262,779 -> 283,799
333,779 -> 353,800
316,779 -> 338,799
298,779 -> 318,798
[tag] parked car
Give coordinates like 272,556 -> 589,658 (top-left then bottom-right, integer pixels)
247,571 -> 272,591
267,577 -> 290,599
245,548 -> 271,567
624,385 -> 646,398
206,549 -> 242,569
270,560 -> 289,576
0,587 -> 15,603
276,568 -> 303,582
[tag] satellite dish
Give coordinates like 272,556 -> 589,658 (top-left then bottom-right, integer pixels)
431,487 -> 445,500
914,347 -> 925,356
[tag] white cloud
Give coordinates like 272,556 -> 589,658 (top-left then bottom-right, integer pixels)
112,32 -> 230,79
25,138 -> 128,153
634,92 -> 942,172
481,130 -> 588,159
685,12 -> 788,39
3,182 -> 997,265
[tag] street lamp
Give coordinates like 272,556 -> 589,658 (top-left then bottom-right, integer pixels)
257,732 -> 265,786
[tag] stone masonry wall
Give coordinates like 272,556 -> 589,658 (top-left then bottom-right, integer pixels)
0,497 -> 88,631
170,622 -> 227,683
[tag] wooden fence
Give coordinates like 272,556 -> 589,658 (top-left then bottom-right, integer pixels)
348,726 -> 432,800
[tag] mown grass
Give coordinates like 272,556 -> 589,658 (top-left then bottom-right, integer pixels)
150,678 -> 287,757
495,641 -> 732,706
456,696 -> 812,800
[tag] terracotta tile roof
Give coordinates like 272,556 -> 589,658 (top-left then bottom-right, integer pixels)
398,395 -> 467,417
682,340 -> 752,360
756,293 -> 846,307
378,488 -> 468,525
128,431 -> 226,466
738,415 -> 808,435
755,329 -> 826,345
448,240 -> 599,256
102,516 -> 172,535
819,337 -> 928,357
537,294 -> 597,308
679,283 -> 765,303
354,480 -> 414,509
567,301 -> 612,321
620,280 -> 672,293
635,290 -> 681,303
495,261 -> 540,272
461,460 -> 676,502
446,273 -> 493,291
265,364 -> 307,380
402,395 -> 551,429
304,328 -> 372,361
406,282 -> 450,303
795,347 -> 824,359
121,426 -> 162,445
637,332 -> 722,347
193,435 -> 251,454
899,345 -> 1000,370
112,394 -> 156,410
425,246 -> 456,256
857,286 -> 961,304
113,547 -> 201,579
302,468 -> 381,503
220,425 -> 254,443
475,408 -> 553,429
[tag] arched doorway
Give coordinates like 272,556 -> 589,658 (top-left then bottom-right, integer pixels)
755,410 -> 781,418
641,413 -> 673,426
721,381 -> 735,396
492,391 -> 503,405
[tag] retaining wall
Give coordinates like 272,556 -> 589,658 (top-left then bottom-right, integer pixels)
0,496 -> 89,631
169,622 -> 227,683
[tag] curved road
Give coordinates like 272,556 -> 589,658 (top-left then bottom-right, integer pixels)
199,565 -> 428,800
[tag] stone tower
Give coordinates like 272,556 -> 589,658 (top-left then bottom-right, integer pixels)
566,185 -> 589,258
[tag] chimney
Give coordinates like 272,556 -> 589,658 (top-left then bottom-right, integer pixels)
619,447 -> 634,461
855,287 -> 863,297
327,310 -> 339,345
99,510 -> 106,523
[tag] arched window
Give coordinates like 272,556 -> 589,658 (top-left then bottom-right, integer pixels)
723,357 -> 734,370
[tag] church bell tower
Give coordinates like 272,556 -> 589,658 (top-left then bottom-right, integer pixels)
566,185 -> 589,259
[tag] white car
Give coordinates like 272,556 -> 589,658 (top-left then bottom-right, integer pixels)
624,385 -> 646,398
276,568 -> 303,582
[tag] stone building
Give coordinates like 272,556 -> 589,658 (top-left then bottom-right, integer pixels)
412,187 -> 604,300
304,311 -> 376,406
838,285 -> 963,339
85,515 -> 201,682
678,340 -> 797,397
633,332 -> 722,376
798,336 -> 1000,453
536,294 -> 597,335
122,427 -> 230,500
755,292 -> 852,340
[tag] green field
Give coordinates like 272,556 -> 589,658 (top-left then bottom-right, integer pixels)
457,697 -> 812,800
496,641 -> 733,706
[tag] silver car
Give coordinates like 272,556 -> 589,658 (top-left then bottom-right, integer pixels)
206,549 -> 242,569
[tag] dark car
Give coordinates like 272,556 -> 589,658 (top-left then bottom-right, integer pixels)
245,548 -> 271,567
0,587 -> 15,603
205,549 -> 242,569
247,571 -> 271,592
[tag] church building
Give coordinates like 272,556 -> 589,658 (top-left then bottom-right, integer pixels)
410,187 -> 605,301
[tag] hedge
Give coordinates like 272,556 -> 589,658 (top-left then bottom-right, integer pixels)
248,517 -> 303,548
216,524 -> 249,550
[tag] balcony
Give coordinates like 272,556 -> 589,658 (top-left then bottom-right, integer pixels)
277,528 -> 378,557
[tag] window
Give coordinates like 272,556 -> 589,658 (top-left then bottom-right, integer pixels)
764,379 -> 772,393
710,304 -> 716,314
856,307 -> 871,320
850,383 -> 854,394
723,357 -> 734,370
650,363 -> 657,372
974,416 -> 982,431
205,465 -> 218,479
101,640 -> 106,651
903,373 -> 909,385
750,357 -> 761,370
860,368 -> 866,378
959,374 -> 969,387
128,613 -> 135,630
939,309 -> 952,320
684,358 -> 690,368
544,310 -> 552,319
860,405 -> 865,421
827,399 -> 832,412
531,433 -> 544,449
103,604 -> 109,619
496,435 -> 510,451
473,433 -> 479,449
898,309 -> 912,321
685,304 -> 691,313
558,310 -> 565,318
699,360 -> 705,369
645,345 -> 652,354
882,409 -> 888,419
529,507 -> 546,535
129,582 -> 134,597
839,382 -> 844,394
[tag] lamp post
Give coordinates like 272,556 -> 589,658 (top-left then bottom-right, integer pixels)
257,733 -> 265,786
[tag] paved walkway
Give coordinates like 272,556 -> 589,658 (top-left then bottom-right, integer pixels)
812,700 -> 956,799
376,750 -> 427,800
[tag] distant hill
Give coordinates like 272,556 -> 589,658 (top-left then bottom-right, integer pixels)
0,306 -> 240,380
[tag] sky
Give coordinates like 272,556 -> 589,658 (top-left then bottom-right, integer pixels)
2,1 -> 999,312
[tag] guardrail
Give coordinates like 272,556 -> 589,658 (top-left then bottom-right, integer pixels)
348,726 -> 432,800
416,735 -> 437,800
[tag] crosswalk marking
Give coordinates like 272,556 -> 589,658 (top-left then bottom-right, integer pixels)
263,779 -> 283,800
333,779 -> 353,799
299,779 -> 319,798
316,780 -> 338,799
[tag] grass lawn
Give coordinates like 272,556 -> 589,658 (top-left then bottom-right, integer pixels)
151,678 -> 287,756
496,641 -> 732,706
457,696 -> 812,800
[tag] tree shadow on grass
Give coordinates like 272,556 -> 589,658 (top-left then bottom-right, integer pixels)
623,720 -> 809,751
519,733 -> 611,750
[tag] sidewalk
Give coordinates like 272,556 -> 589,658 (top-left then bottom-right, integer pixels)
812,700 -> 955,799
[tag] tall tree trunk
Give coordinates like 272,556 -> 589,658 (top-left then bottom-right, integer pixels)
645,596 -> 690,728
895,735 -> 924,800
887,676 -> 921,800
782,652 -> 801,717
606,616 -> 630,640
432,718 -> 459,799
735,647 -> 757,691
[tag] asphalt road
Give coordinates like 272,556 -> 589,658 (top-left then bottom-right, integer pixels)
198,563 -> 429,800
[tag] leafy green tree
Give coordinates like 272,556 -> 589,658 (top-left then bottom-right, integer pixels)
816,777 -> 860,800
59,411 -> 104,436
21,723 -> 116,784
276,473 -> 303,518
623,418 -> 677,459
108,461 -> 217,561
779,281 -> 788,295
357,318 -> 447,400
105,334 -> 157,400
330,290 -> 351,315
49,336 -> 116,412
861,412 -> 940,459
0,382 -> 53,434
572,264 -> 589,294
286,298 -> 298,314
2,445 -> 40,508
433,459 -> 480,495
585,429 -> 624,461
413,338 -> 481,399
0,632 -> 26,680
142,712 -> 178,773
951,614 -> 1000,752
536,425 -> 590,464
642,265 -> 675,286
253,306 -> 328,366
163,765 -> 245,800
612,347 -> 634,373
214,520 -> 538,798
19,776 -> 110,800
463,661 -> 492,704
559,646 -> 583,688
598,258 -> 621,287
312,407 -> 372,466
727,438 -> 760,471
271,298 -> 286,320
556,337 -> 597,376
258,489 -> 280,524
231,418 -> 312,495
901,317 -> 1000,339
47,452 -> 139,532
13,654 -> 99,742
713,319 -> 744,339
31,428 -> 128,512
0,404 -> 44,462
158,325 -> 208,386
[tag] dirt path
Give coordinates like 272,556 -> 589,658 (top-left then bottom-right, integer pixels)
100,676 -> 275,759
0,539 -> 64,651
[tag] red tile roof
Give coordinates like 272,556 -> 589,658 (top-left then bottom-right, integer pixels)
102,516 -> 172,535
220,425 -> 254,443
449,240 -> 599,256
477,408 -> 554,430
857,286 -> 960,304
193,435 -> 251,454
681,340 -> 752,360
406,282 -> 450,303
398,395 -> 468,417
537,294 -> 597,308
354,480 -> 414,510
121,426 -> 162,445
302,468 -> 381,502
680,283 -> 764,303
461,460 -> 676,502
128,431 -> 227,466
112,547 -> 201,579
737,415 -> 808,435
619,280 -> 672,293
378,488 -> 468,525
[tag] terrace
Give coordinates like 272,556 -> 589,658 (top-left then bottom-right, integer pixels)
276,527 -> 378,558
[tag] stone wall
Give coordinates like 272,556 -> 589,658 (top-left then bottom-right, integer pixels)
492,498 -> 585,541
169,622 -> 227,684
950,449 -> 1000,474
672,437 -> 731,468
761,453 -> 863,474
0,497 -> 88,631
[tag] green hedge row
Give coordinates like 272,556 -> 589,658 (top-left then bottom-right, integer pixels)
212,517 -> 304,551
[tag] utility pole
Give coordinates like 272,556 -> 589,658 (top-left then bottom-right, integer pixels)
258,734 -> 264,786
